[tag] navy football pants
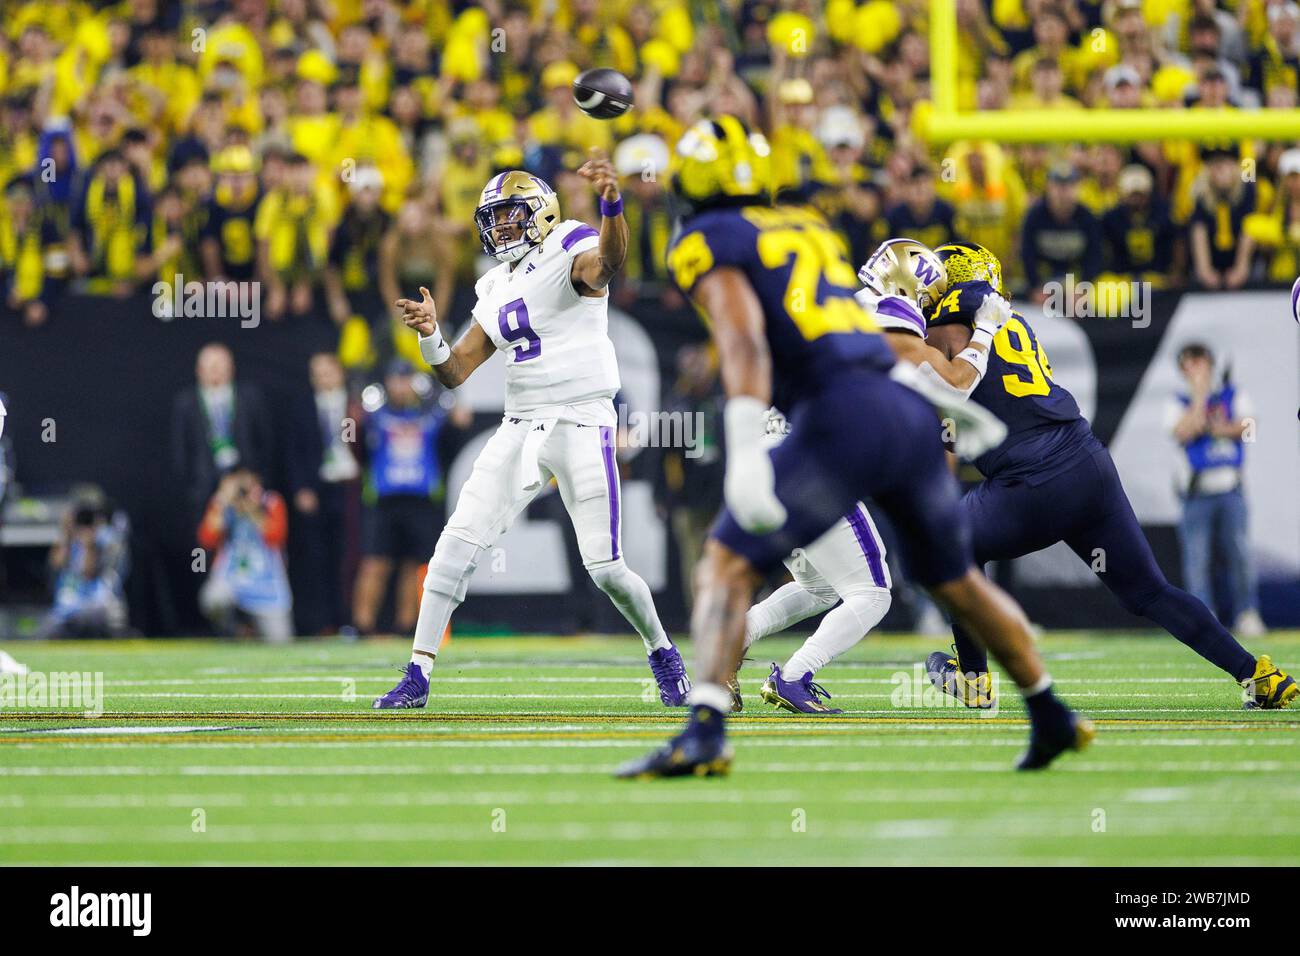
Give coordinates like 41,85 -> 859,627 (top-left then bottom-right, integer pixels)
950,439 -> 1256,681
713,368 -> 973,589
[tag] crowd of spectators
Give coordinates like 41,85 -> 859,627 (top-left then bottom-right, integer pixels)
2,0 -> 1300,348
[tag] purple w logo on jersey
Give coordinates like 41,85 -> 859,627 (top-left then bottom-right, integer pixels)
914,258 -> 940,285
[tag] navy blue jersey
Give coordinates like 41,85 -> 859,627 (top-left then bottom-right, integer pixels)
667,204 -> 896,413
928,279 -> 1089,480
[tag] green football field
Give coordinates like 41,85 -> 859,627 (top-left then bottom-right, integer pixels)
1,632 -> 1298,866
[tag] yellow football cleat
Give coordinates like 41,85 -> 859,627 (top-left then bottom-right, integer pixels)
1241,655 -> 1298,710
926,649 -> 996,709
724,673 -> 743,713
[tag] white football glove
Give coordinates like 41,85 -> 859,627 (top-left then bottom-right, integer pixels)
724,396 -> 788,534
890,361 -> 1008,460
972,293 -> 1011,338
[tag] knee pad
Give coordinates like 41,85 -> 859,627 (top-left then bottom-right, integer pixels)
423,532 -> 483,602
586,558 -> 635,598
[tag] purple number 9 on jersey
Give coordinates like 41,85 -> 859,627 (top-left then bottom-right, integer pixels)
497,297 -> 541,363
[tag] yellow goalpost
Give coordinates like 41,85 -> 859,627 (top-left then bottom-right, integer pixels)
919,0 -> 1300,143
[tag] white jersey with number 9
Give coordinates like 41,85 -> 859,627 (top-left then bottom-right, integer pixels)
471,219 -> 622,424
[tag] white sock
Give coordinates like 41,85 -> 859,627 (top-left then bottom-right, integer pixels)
588,560 -> 671,653
687,682 -> 734,712
744,582 -> 838,650
783,588 -> 891,680
410,650 -> 435,679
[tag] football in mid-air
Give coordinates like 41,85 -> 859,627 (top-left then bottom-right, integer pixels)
573,67 -> 634,119
1291,276 -> 1300,323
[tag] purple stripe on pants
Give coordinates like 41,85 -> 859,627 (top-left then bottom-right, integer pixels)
846,506 -> 887,587
599,426 -> 620,560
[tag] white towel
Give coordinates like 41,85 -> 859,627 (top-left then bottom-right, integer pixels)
519,418 -> 557,493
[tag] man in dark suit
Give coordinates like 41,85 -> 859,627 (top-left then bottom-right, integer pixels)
286,351 -> 361,635
171,342 -> 274,538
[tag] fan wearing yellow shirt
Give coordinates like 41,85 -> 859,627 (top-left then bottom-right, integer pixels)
447,79 -> 514,149
254,153 -> 331,320
439,119 -> 493,280
329,72 -> 413,213
8,25 -> 58,96
1009,7 -> 1082,95
129,23 -> 201,137
767,68 -> 836,202
286,75 -> 341,168
1078,145 -> 1124,215
939,141 -> 1027,286
1007,57 -> 1084,111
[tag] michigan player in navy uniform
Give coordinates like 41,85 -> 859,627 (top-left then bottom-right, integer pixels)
616,117 -> 1095,778
919,242 -> 1296,711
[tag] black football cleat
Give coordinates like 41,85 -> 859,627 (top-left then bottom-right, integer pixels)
615,706 -> 733,779
1017,713 -> 1095,771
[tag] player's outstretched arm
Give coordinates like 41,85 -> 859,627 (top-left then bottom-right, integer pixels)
693,267 -> 786,534
396,286 -> 495,389
571,148 -> 628,294
886,294 -> 1010,398
885,332 -> 982,395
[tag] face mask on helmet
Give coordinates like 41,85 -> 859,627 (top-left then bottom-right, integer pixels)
476,199 -> 536,262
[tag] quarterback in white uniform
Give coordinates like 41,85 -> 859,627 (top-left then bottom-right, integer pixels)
374,159 -> 690,709
738,409 -> 893,715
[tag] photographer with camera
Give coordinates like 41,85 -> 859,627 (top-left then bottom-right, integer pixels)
197,469 -> 294,642
37,486 -> 131,639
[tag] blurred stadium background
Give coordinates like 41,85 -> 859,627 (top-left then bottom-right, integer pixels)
1,0 -> 1298,642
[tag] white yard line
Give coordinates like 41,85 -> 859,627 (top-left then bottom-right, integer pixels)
95,675 -> 1239,686
89,690 -> 1263,701
4,816 -> 1300,847
2,759 -> 1298,777
1,735 -> 1287,751
18,784 -> 1297,811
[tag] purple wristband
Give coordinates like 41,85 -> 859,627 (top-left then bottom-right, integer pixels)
600,195 -> 624,218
